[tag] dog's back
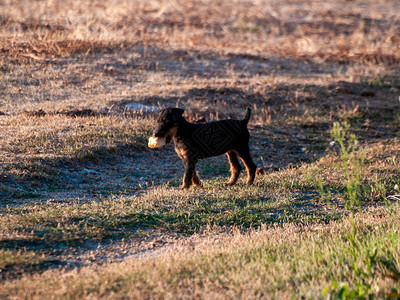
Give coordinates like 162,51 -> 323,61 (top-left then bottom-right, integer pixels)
185,118 -> 249,158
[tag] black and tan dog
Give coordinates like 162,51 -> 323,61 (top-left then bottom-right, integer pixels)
150,107 -> 257,189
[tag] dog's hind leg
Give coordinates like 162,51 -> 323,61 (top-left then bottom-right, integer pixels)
237,149 -> 256,185
226,151 -> 242,185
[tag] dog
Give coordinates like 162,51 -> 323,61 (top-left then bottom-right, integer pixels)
151,107 -> 257,189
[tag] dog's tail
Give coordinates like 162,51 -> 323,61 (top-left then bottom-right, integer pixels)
242,107 -> 251,125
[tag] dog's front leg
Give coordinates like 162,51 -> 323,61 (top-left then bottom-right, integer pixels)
180,158 -> 196,189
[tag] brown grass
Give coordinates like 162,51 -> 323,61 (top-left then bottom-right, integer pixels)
1,0 -> 399,63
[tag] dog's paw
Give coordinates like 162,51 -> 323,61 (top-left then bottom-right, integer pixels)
192,180 -> 203,187
179,184 -> 191,190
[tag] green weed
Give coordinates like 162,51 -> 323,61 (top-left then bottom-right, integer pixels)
321,122 -> 399,298
368,75 -> 391,89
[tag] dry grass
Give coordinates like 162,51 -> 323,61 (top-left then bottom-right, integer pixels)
2,0 -> 399,64
1,0 -> 400,298
0,114 -> 152,157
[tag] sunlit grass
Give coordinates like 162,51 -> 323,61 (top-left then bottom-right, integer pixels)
0,206 -> 399,298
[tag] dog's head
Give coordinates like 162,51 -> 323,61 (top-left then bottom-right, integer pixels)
153,108 -> 184,145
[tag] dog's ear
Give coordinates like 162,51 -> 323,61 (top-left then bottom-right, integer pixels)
172,108 -> 184,122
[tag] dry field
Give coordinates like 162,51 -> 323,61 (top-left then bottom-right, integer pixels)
0,0 -> 400,298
